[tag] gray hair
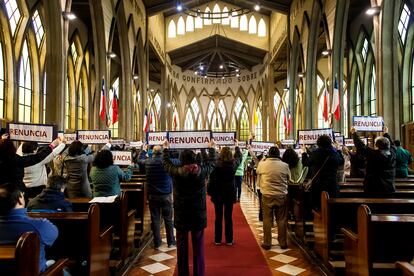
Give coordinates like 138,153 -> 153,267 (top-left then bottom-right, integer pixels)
374,136 -> 390,150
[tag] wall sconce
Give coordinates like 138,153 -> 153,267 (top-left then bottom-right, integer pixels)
133,75 -> 139,80
321,49 -> 332,56
366,6 -> 381,16
62,12 -> 76,20
107,52 -> 117,59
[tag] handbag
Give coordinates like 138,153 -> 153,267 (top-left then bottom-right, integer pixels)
302,156 -> 329,192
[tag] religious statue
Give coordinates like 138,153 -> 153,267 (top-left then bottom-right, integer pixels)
203,88 -> 231,127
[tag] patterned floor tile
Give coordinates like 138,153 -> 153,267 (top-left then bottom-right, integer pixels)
270,254 -> 298,264
140,263 -> 171,274
276,264 -> 306,275
148,253 -> 174,262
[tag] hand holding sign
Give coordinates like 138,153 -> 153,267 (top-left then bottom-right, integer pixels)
350,127 -> 356,134
1,133 -> 8,140
208,138 -> 216,148
234,139 -> 239,147
383,125 -> 388,133
163,139 -> 169,149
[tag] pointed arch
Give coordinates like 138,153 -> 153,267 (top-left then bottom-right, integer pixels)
204,7 -> 212,25
254,98 -> 263,140
240,14 -> 248,31
168,20 -> 176,38
32,9 -> 44,47
248,15 -> 257,34
18,39 -> 32,122
258,18 -> 266,37
221,6 -> 229,25
230,10 -> 239,28
195,13 -> 203,29
212,3 -> 221,24
4,0 -> 21,37
177,16 -> 185,35
186,15 -> 194,32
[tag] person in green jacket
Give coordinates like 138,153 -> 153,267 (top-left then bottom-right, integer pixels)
234,147 -> 249,202
394,140 -> 413,178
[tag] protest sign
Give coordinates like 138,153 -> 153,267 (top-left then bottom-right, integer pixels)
58,132 -> 76,144
168,131 -> 211,149
336,135 -> 344,146
111,151 -> 132,166
212,132 -> 236,146
298,128 -> 335,145
147,132 -> 168,146
8,123 -> 56,143
345,137 -> 368,147
352,116 -> 384,131
129,141 -> 143,148
250,141 -> 275,152
77,130 -> 110,144
281,139 -> 296,146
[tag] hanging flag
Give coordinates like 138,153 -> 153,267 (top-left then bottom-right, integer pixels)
323,86 -> 329,122
112,90 -> 118,125
149,111 -> 154,131
332,77 -> 340,121
283,108 -> 288,131
254,109 -> 259,125
143,108 -> 148,132
173,113 -> 177,131
287,106 -> 292,135
99,79 -> 106,122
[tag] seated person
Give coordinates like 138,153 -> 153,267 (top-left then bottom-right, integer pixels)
27,176 -> 73,212
0,183 -> 58,272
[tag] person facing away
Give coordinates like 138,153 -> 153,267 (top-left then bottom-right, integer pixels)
208,144 -> 242,246
162,140 -> 216,276
234,146 -> 248,202
256,146 -> 291,250
349,146 -> 366,178
351,126 -> 396,196
138,145 -> 176,249
302,135 -> 344,210
90,149 -> 133,197
282,148 -> 303,183
394,140 -> 413,178
17,141 -> 66,199
0,183 -> 58,273
27,176 -> 73,212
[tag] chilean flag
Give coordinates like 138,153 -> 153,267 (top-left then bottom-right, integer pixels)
323,86 -> 329,122
112,90 -> 118,125
173,113 -> 177,131
143,108 -> 148,132
100,79 -> 106,122
332,77 -> 340,121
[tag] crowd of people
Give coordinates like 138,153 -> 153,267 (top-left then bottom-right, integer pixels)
0,126 -> 413,275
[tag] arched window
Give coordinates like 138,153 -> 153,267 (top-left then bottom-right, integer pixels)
70,43 -> 78,65
212,4 -> 221,24
232,97 -> 249,141
168,20 -> 176,38
185,109 -> 194,130
258,18 -> 266,37
230,11 -> 239,28
255,99 -> 262,140
0,41 -> 4,118
5,0 -> 21,36
32,10 -> 44,47
219,99 -> 226,122
204,7 -> 212,25
109,78 -> 119,137
222,7 -> 230,25
172,101 -> 179,130
186,16 -> 194,32
356,76 -> 361,116
65,78 -> 70,129
18,40 -> 32,123
398,4 -> 410,44
207,100 -> 224,131
274,93 -> 285,140
361,38 -> 369,62
248,15 -> 257,34
240,15 -> 248,31
195,14 -> 203,29
154,92 -> 161,117
177,16 -> 185,35
317,75 -> 329,128
370,65 -> 376,116
77,78 -> 84,128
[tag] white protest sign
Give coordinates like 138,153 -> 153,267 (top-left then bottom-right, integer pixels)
336,135 -> 344,146
279,148 -> 303,158
77,130 -> 110,144
237,141 -> 247,149
111,151 -> 132,166
58,132 -> 76,144
8,123 -> 55,143
334,132 -> 342,137
111,139 -> 125,145
352,116 -> 384,131
147,132 -> 168,145
250,141 -> 275,152
129,141 -> 143,148
168,131 -> 211,149
212,132 -> 235,146
345,138 -> 368,147
281,139 -> 296,146
298,128 -> 334,145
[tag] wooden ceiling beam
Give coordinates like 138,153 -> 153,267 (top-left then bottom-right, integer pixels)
221,51 -> 252,71
181,51 -> 213,72
220,47 -> 263,64
171,48 -> 213,64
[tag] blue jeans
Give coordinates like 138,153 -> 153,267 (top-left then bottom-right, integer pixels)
176,230 -> 205,276
148,194 -> 175,247
234,176 -> 243,199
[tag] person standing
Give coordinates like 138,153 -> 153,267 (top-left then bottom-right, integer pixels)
162,140 -> 216,276
394,140 -> 413,178
234,147 -> 248,202
208,144 -> 242,245
139,145 -> 176,249
256,146 -> 290,250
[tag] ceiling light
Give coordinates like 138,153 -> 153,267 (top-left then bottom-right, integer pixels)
194,71 -> 198,75
62,12 -> 76,20
222,76 -> 225,79
107,52 -> 117,58
204,75 -> 207,79
219,64 -> 224,69
254,4 -> 260,11
366,6 -> 381,16
236,73 -> 240,77
200,65 -> 204,70
235,68 -> 239,72
298,72 -> 304,78
166,103 -> 171,108
321,50 -> 331,56
176,3 -> 183,12
133,75 -> 139,80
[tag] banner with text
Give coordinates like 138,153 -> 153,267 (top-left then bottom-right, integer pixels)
279,148 -> 303,157
168,131 -> 211,149
128,141 -> 143,148
112,151 -> 132,166
8,123 -> 56,143
212,132 -> 236,146
345,138 -> 368,147
76,130 -> 110,144
111,139 -> 126,145
298,128 -> 335,145
352,116 -> 384,131
281,139 -> 296,146
147,132 -> 168,146
237,141 -> 247,149
334,132 -> 342,137
336,135 -> 344,146
251,141 -> 275,152
58,132 -> 76,144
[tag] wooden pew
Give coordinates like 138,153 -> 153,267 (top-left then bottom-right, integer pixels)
345,177 -> 414,183
0,232 -> 70,276
29,204 -> 113,276
342,205 -> 414,276
396,262 -> 414,276
68,192 -> 136,268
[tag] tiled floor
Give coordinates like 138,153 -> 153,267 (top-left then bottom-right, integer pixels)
125,184 -> 322,275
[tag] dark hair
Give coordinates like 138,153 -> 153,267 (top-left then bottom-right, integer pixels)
0,183 -> 22,215
282,148 -> 299,168
218,147 -> 233,162
47,176 -> 66,190
0,139 -> 17,161
375,136 -> 390,150
22,141 -> 38,154
268,146 -> 280,158
93,150 -> 114,169
317,135 -> 332,149
394,140 -> 401,147
68,141 -> 84,156
180,149 -> 196,165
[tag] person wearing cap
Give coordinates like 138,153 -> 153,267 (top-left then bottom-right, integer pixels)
351,126 -> 396,196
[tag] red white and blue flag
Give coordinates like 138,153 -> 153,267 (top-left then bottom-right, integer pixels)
100,79 -> 106,122
323,85 -> 329,122
143,108 -> 149,132
332,77 -> 340,121
112,90 -> 118,125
